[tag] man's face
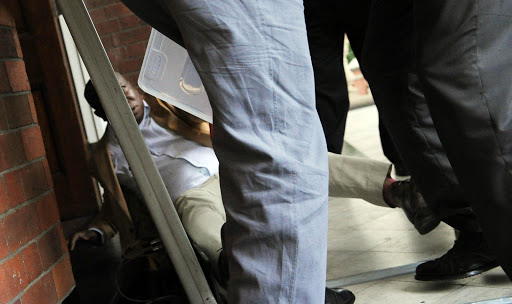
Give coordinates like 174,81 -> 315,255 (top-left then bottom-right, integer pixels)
116,73 -> 144,124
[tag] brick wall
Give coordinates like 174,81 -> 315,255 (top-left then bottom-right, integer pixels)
0,3 -> 75,303
85,0 -> 152,87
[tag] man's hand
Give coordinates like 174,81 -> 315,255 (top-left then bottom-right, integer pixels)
68,230 -> 101,251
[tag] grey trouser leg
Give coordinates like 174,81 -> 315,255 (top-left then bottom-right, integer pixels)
123,0 -> 329,303
414,1 -> 512,265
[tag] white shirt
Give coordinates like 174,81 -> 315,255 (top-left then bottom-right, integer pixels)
106,102 -> 219,202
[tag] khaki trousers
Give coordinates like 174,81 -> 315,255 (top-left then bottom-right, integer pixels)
175,153 -> 391,266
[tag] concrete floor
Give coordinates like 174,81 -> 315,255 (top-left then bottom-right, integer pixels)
330,105 -> 512,304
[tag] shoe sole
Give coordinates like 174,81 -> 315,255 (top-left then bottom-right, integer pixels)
415,261 -> 500,281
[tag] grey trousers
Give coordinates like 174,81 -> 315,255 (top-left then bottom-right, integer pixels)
122,0 -> 329,303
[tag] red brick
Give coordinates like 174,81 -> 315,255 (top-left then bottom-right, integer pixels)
4,93 -> 36,128
84,0 -> 115,9
0,62 -> 10,94
0,2 -> 15,27
0,177 -> 8,214
89,7 -> 107,23
22,242 -> 43,284
0,28 -> 18,58
119,14 -> 143,29
42,159 -> 53,189
4,169 -> 25,207
0,131 -> 26,172
36,192 -> 59,231
4,204 -> 41,252
37,226 -> 64,270
20,160 -> 50,200
126,41 -> 147,58
57,224 -> 68,255
119,57 -> 144,74
104,2 -> 132,19
11,29 -> 22,58
95,19 -> 120,36
125,73 -> 140,90
52,255 -> 75,300
0,220 -> 8,260
0,253 -> 29,303
7,1 -> 24,33
112,26 -> 151,46
27,93 -> 38,124
0,260 -> 18,303
5,60 -> 30,92
21,272 -> 57,304
106,47 -> 126,64
21,126 -> 45,161
0,99 -> 8,131
100,35 -> 113,50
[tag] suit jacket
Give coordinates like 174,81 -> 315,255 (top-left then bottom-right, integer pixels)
87,97 -> 212,258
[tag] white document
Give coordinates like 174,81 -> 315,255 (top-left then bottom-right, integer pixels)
139,29 -> 213,123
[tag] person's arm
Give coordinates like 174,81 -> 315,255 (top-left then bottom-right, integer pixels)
68,190 -> 119,250
69,229 -> 102,251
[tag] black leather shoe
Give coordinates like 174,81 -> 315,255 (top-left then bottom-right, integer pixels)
325,287 -> 355,304
415,232 -> 499,281
389,179 -> 440,235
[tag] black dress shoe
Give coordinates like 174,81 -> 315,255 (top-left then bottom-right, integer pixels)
389,179 -> 440,235
415,232 -> 499,281
325,287 -> 355,304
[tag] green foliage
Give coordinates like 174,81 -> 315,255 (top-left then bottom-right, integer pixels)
347,43 -> 355,63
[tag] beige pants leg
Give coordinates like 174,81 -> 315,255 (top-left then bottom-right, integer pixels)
328,153 -> 392,207
176,155 -> 391,265
174,174 -> 225,264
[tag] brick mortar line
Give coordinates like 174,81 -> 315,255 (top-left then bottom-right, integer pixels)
87,3 -> 120,10
0,220 -> 62,267
0,156 -> 46,176
0,187 -> 51,220
115,39 -> 150,48
7,251 -> 70,304
112,23 -> 149,35
87,2 -> 131,11
0,122 -> 40,136
0,24 -> 16,30
0,58 -> 23,62
0,90 -> 33,97
57,285 -> 76,304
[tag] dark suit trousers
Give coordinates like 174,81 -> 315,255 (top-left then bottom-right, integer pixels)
361,0 -> 481,233
304,0 -> 371,153
414,1 -> 512,265
363,0 -> 512,265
